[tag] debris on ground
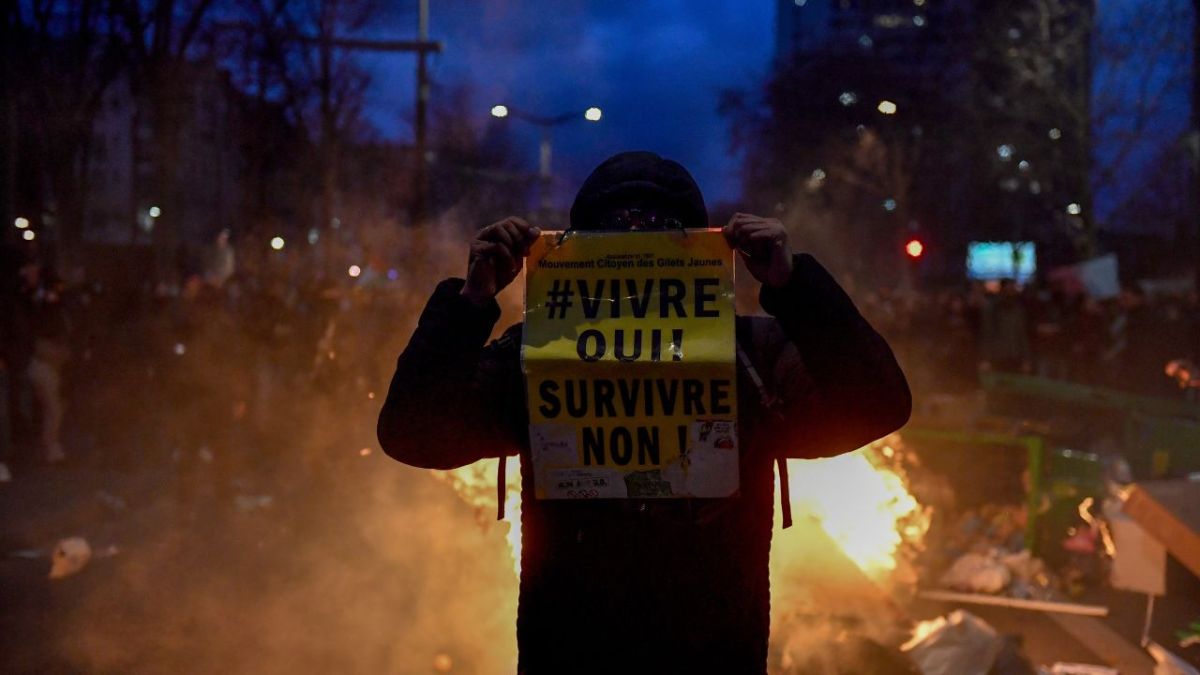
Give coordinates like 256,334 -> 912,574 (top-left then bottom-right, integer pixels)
49,536 -> 92,579
1041,664 -> 1118,675
939,551 -> 1012,594
1146,642 -> 1200,675
234,494 -> 274,512
95,489 -> 128,513
901,609 -> 1003,675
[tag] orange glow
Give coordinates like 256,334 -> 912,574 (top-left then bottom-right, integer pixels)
434,456 -> 522,576
905,239 -> 924,258
776,439 -> 928,583
434,439 -> 925,587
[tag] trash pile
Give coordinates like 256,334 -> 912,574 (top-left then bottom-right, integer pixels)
916,497 -> 1089,604
899,610 -> 1200,675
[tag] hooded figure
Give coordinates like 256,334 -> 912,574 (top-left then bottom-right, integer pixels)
378,151 -> 910,674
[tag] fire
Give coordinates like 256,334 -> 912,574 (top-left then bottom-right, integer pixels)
433,456 -> 523,576
434,439 -> 926,588
777,438 -> 929,584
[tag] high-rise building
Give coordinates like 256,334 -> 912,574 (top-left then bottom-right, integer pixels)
772,0 -> 1097,266
776,0 -> 968,77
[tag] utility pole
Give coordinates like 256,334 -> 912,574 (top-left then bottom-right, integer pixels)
293,31 -> 441,233
489,105 -> 603,228
414,0 -> 431,227
1193,0 -> 1200,291
214,20 -> 440,232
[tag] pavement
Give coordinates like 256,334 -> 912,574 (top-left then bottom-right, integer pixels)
3,441 -> 1198,673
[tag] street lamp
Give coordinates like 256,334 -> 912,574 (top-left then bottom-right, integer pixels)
490,104 -> 602,225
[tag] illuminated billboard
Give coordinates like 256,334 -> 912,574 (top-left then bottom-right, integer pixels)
967,241 -> 1036,283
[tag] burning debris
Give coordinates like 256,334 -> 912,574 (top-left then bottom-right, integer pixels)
777,438 -> 931,586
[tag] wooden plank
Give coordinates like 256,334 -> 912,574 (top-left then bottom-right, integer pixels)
917,590 -> 1108,616
1123,481 -> 1200,579
1047,613 -> 1154,675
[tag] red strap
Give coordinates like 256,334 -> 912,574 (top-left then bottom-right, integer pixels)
777,457 -> 793,529
497,456 -> 507,521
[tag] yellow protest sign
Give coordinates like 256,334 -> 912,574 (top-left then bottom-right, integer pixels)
522,229 -> 739,500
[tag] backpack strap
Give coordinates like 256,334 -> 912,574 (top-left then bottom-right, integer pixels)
497,455 -> 507,521
736,339 -> 793,530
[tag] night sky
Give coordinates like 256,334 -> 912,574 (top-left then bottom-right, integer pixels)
360,0 -> 1192,229
362,0 -> 775,214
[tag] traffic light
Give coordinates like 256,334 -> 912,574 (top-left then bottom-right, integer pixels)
904,238 -> 924,259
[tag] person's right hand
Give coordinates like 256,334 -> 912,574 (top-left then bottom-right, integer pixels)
461,217 -> 541,304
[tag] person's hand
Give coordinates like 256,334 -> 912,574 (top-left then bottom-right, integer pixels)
722,213 -> 793,288
461,217 -> 541,304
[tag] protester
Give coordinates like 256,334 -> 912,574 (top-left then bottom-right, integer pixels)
978,278 -> 1032,374
20,257 -> 69,463
377,151 -> 912,673
204,228 -> 236,289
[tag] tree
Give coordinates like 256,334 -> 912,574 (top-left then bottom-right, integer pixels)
108,0 -> 224,280
3,0 -> 125,260
1194,0 -> 1200,289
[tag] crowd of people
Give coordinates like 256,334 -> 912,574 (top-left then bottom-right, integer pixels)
1,228 -> 1197,489
863,278 -> 1200,400
0,229 -> 416,506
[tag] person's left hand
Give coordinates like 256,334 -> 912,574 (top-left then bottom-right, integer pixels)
722,213 -> 793,288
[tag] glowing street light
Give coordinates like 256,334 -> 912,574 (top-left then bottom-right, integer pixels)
23,230 -> 35,241
148,206 -> 162,218
905,239 -> 924,259
1066,203 -> 1082,215
877,100 -> 898,115
270,236 -> 285,250
489,103 -> 604,225
348,264 -> 362,278
14,217 -> 29,229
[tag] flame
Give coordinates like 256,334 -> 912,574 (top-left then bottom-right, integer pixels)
433,456 -> 522,576
433,439 -> 927,587
777,438 -> 929,584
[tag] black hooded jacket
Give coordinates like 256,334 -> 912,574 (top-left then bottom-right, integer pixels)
378,253 -> 910,674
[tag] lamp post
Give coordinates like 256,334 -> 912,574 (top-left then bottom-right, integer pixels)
491,105 -> 602,226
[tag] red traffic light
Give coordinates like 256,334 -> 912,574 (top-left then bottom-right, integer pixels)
904,239 -> 924,259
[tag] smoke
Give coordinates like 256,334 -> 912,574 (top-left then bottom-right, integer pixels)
42,219 -> 919,674
45,222 -> 524,674
57,464 -> 520,673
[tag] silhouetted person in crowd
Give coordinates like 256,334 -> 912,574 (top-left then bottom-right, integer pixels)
19,257 -> 69,463
979,279 -> 1031,374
